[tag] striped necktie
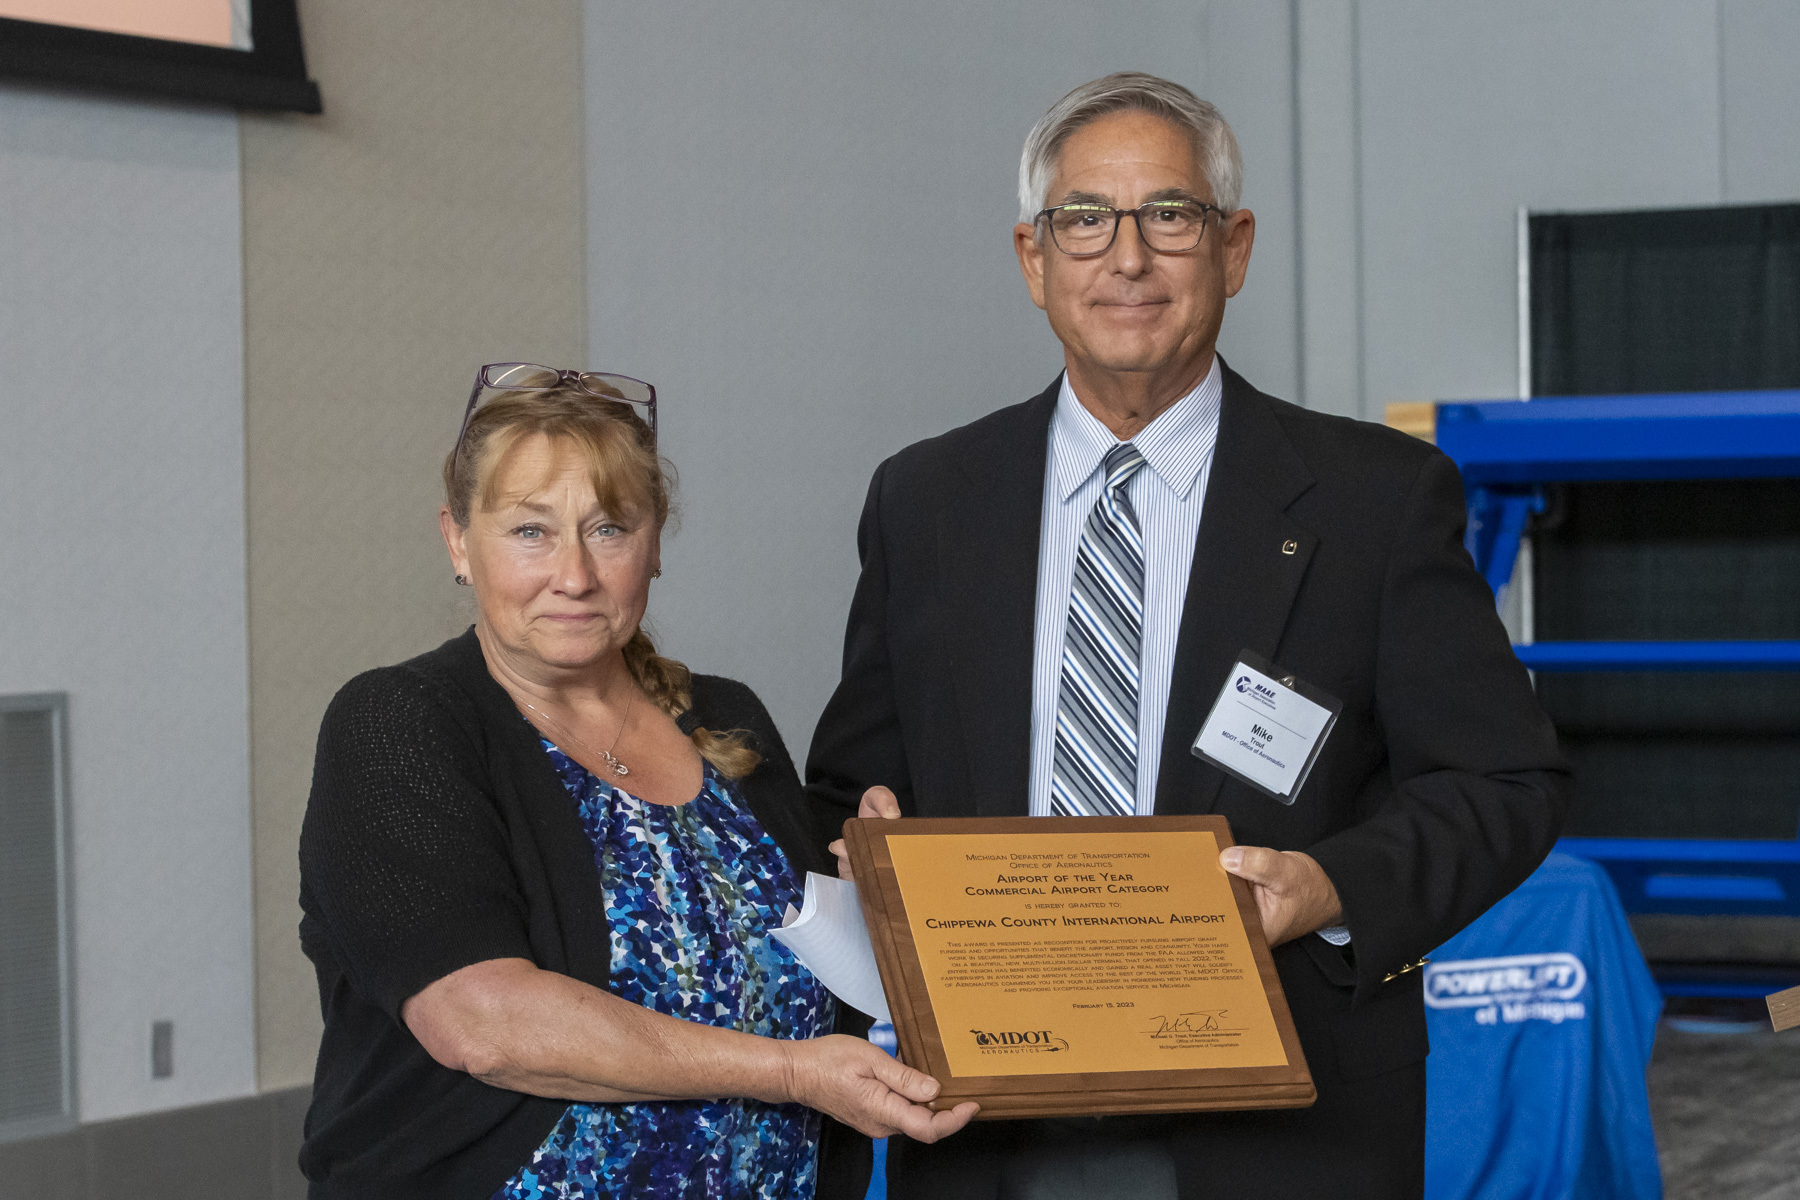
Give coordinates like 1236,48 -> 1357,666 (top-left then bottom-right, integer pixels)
1051,442 -> 1149,817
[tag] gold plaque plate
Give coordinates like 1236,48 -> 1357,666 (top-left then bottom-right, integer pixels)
846,815 -> 1316,1119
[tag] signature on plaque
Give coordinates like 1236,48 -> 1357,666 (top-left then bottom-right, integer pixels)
1144,1010 -> 1235,1038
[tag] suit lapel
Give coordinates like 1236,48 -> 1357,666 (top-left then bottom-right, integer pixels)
1154,367 -> 1318,816
940,380 -> 1059,817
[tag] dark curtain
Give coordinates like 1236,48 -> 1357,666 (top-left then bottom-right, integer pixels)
1536,480 -> 1800,839
1531,202 -> 1800,396
1528,205 -> 1800,841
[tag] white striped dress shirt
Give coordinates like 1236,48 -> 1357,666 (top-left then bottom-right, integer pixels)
1028,358 -> 1223,817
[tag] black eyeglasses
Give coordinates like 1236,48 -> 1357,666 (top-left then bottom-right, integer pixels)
1036,200 -> 1221,257
454,362 -> 658,461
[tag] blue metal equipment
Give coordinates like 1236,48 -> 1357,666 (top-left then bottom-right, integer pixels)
1436,389 -> 1800,949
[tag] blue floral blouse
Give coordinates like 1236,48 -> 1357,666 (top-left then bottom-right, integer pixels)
491,740 -> 835,1200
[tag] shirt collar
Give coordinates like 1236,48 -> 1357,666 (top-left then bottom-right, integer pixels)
1050,356 -> 1223,503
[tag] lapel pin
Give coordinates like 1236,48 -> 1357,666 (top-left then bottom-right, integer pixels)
1281,539 -> 1298,555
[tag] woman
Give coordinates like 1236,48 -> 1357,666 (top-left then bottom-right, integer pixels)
297,364 -> 974,1200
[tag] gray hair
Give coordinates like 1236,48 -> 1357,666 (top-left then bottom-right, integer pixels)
1017,71 -> 1243,226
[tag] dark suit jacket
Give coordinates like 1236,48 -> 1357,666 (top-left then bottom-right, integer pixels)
805,365 -> 1571,1198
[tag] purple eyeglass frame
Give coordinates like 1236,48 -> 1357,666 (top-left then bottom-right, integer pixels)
453,362 -> 658,463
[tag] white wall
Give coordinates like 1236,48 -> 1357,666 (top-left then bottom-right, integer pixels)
0,84 -> 255,1121
584,0 -> 1298,750
1357,0 -> 1727,408
1719,0 -> 1800,205
1203,2 -> 1304,401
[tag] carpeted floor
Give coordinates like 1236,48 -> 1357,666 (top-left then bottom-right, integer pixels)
1651,1019 -> 1800,1199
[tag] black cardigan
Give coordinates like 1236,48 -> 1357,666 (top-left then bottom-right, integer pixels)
297,629 -> 869,1199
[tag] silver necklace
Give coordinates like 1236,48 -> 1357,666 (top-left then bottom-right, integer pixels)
519,690 -> 637,778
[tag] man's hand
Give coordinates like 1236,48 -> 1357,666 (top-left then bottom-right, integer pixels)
1219,846 -> 1342,947
829,786 -> 902,882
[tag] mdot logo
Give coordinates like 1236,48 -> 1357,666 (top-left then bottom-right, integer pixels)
1424,952 -> 1588,1025
970,1029 -> 1069,1054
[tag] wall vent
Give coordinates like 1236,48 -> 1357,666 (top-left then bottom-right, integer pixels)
0,694 -> 75,1142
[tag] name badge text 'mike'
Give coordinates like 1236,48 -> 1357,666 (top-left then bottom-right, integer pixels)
1191,657 -> 1337,803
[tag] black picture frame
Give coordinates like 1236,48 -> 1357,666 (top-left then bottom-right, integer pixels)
0,0 -> 320,113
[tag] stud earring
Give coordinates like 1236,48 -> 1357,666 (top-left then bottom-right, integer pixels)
455,574 -> 470,586
652,568 -> 662,578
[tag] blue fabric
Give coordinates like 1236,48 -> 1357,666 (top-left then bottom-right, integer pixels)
862,1024 -> 899,1200
1425,852 -> 1663,1200
492,744 -> 835,1200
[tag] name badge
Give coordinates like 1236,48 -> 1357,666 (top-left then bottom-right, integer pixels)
1191,649 -> 1340,805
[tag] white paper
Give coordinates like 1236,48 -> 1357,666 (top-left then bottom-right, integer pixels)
770,872 -> 891,1023
1191,661 -> 1335,798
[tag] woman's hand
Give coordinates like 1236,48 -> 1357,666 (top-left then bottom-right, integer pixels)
829,786 -> 902,882
782,1034 -> 977,1141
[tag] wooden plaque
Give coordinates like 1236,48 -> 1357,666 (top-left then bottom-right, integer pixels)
845,815 -> 1315,1119
1768,984 -> 1800,1032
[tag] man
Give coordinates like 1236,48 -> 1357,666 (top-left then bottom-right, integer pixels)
807,72 -> 1569,1198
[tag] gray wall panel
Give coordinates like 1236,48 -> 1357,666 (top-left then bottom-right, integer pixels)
0,700 -> 70,1140
1296,0 -> 1364,418
1356,1 -> 1724,408
0,1086 -> 310,1200
1721,0 -> 1800,204
0,85 -> 255,1121
1203,0 -> 1303,404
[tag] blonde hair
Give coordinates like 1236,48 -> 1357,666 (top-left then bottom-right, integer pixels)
444,386 -> 761,778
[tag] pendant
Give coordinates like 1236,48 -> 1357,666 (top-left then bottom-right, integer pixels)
602,751 -> 629,777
